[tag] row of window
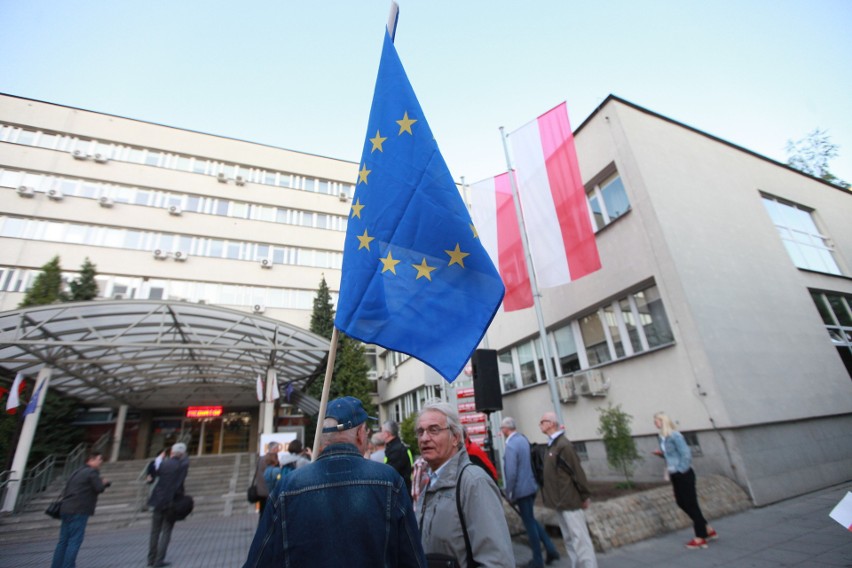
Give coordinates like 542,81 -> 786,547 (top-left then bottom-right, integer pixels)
0,215 -> 343,270
389,384 -> 444,425
2,169 -> 350,233
498,284 -> 674,392
0,123 -> 355,197
0,266 -> 328,311
587,173 -> 631,231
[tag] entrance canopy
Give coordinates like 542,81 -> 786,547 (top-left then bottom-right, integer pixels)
0,300 -> 330,411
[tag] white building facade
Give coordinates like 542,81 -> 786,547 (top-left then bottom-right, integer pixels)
479,96 -> 852,505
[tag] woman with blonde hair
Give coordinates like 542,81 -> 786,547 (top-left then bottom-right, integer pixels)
653,412 -> 717,549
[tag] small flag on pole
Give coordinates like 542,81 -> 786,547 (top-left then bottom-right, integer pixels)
22,380 -> 44,417
334,7 -> 505,382
6,372 -> 24,414
830,491 -> 852,531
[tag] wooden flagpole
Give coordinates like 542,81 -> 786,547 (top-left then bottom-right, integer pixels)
311,327 -> 340,458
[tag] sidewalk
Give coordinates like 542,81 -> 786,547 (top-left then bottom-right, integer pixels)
1,480 -> 848,567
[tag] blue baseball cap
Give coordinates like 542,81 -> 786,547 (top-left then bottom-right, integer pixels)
321,396 -> 376,433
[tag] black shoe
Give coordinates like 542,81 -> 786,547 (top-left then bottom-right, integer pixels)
545,552 -> 560,565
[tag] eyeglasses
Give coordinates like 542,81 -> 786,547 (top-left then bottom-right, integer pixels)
539,419 -> 552,425
415,426 -> 451,438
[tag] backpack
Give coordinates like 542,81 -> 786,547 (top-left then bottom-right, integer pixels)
530,443 -> 546,487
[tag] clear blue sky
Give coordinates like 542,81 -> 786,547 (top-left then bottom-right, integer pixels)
1,1 -> 850,185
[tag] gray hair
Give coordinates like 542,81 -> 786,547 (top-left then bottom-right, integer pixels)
417,399 -> 463,439
501,416 -> 517,430
320,417 -> 362,447
382,420 -> 399,437
371,433 -> 386,447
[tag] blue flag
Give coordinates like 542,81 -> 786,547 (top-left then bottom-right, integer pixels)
334,25 -> 505,383
22,380 -> 44,417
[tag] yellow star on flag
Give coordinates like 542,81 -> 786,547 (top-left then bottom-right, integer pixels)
358,163 -> 371,185
469,223 -> 479,239
396,112 -> 417,135
369,130 -> 387,152
350,198 -> 365,219
357,229 -> 375,251
380,250 -> 401,274
445,244 -> 470,268
413,258 -> 437,281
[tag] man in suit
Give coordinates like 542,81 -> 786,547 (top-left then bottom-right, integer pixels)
501,417 -> 561,568
147,442 -> 190,568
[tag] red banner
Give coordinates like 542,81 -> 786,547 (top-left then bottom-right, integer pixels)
456,388 -> 475,399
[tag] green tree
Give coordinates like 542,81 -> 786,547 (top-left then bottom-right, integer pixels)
400,413 -> 419,456
18,256 -> 69,308
29,390 -> 84,466
306,276 -> 376,446
69,257 -> 98,301
597,403 -> 642,488
786,129 -> 850,189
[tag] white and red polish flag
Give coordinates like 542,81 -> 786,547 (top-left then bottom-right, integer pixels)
469,102 -> 601,311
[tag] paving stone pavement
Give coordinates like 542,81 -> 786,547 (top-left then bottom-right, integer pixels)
2,481 -> 849,567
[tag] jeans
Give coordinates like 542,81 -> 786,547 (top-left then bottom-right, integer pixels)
670,468 -> 707,538
148,508 -> 176,566
51,513 -> 89,568
517,494 -> 559,567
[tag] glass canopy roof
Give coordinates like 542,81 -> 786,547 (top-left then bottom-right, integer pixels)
0,301 -> 330,411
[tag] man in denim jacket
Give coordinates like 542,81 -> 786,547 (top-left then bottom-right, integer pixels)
243,396 -> 426,568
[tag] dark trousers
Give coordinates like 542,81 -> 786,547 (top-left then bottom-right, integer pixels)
51,513 -> 89,568
670,468 -> 708,538
148,508 -> 176,566
517,494 -> 559,567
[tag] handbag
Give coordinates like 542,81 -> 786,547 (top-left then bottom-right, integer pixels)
45,498 -> 62,519
247,483 -> 259,503
247,462 -> 260,503
172,494 -> 194,521
425,553 -> 460,568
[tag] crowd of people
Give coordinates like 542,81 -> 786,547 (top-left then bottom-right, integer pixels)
49,397 -> 714,568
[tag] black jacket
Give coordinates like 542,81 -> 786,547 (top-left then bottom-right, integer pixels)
148,455 -> 189,511
61,465 -> 106,516
384,437 -> 412,492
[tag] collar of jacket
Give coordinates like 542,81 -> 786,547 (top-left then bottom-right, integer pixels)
427,448 -> 471,491
317,442 -> 362,460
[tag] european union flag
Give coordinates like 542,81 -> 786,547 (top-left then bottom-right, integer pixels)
334,23 -> 505,383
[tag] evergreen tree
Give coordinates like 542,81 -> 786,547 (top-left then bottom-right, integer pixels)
597,403 -> 642,488
18,256 -> 69,308
69,257 -> 99,301
306,277 -> 376,446
29,390 -> 84,466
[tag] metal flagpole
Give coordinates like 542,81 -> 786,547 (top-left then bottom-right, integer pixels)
499,127 -> 563,420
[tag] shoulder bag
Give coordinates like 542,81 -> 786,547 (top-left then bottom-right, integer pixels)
247,461 -> 260,503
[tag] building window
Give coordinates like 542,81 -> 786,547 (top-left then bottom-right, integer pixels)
498,284 -> 675,393
682,432 -> 702,457
573,441 -> 588,461
588,173 -> 630,231
810,290 -> 852,378
762,195 -> 841,275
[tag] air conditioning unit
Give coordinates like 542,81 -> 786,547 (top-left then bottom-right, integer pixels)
381,369 -> 392,381
338,191 -> 349,202
153,249 -> 168,260
573,369 -> 610,397
47,188 -> 64,201
259,259 -> 272,269
168,205 -> 182,216
93,153 -> 109,163
366,371 -> 378,382
71,149 -> 89,160
17,185 -> 35,197
217,172 -> 228,183
235,176 -> 246,186
173,250 -> 189,262
99,196 -> 114,208
252,304 -> 266,314
556,376 -> 579,403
